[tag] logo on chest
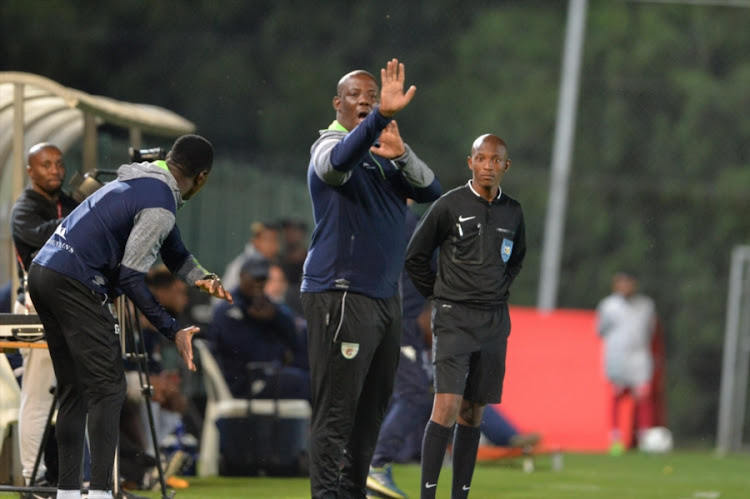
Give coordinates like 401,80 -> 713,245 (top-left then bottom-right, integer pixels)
501,238 -> 514,262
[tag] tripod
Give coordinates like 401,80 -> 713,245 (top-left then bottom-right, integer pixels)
116,296 -> 176,499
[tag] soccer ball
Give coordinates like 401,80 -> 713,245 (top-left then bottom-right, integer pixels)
638,426 -> 673,454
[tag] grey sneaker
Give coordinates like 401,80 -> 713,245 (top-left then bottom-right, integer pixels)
509,432 -> 542,449
366,463 -> 408,499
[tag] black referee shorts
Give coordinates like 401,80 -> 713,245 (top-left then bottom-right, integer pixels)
431,300 -> 510,405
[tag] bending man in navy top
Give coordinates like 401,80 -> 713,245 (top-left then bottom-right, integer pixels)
301,58 -> 442,498
28,134 -> 232,499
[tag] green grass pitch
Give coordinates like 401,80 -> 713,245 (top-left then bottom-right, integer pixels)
3,451 -> 748,498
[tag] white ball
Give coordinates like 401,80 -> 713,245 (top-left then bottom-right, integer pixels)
639,426 -> 674,454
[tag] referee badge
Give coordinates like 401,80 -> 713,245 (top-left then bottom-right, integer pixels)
341,342 -> 360,359
501,238 -> 513,262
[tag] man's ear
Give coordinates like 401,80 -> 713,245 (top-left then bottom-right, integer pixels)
333,95 -> 341,112
504,159 -> 512,171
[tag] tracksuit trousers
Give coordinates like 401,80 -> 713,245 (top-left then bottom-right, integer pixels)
28,264 -> 126,493
302,291 -> 401,499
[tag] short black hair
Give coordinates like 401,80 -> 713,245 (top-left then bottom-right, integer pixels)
168,134 -> 214,177
336,70 -> 377,96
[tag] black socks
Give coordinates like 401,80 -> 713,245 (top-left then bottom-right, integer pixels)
451,424 -> 481,498
420,421 -> 452,499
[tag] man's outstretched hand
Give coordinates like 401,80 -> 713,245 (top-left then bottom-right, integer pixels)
195,275 -> 234,304
175,326 -> 200,371
378,58 -> 416,118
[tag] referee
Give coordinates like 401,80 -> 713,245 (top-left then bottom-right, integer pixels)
405,134 -> 526,499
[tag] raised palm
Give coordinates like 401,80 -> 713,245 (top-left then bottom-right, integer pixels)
378,58 -> 416,117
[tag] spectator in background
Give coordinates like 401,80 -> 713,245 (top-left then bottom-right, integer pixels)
209,254 -> 309,401
219,221 -> 281,298
11,142 -> 78,491
264,263 -> 291,306
279,218 -> 308,315
596,271 -> 657,455
264,263 -> 309,371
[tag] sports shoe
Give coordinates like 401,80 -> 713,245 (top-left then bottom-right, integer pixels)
366,464 -> 408,499
165,475 -> 189,489
509,432 -> 542,449
146,449 -> 188,490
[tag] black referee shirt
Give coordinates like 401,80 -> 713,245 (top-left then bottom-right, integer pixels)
405,182 -> 526,308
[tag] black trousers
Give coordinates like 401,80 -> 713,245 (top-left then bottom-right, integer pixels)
28,264 -> 126,492
302,291 -> 401,499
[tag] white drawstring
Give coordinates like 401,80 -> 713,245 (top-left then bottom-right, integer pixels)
333,291 -> 348,343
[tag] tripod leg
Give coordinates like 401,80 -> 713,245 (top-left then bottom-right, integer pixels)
143,390 -> 170,498
117,296 -> 173,499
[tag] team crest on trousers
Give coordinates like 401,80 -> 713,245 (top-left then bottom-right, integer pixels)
341,342 -> 359,359
501,238 -> 513,262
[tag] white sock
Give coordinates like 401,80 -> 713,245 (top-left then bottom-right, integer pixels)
86,490 -> 113,499
57,490 -> 82,499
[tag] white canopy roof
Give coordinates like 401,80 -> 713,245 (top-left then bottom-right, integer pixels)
0,71 -> 196,288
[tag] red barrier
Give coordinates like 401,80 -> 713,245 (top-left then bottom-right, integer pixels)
495,306 -> 611,452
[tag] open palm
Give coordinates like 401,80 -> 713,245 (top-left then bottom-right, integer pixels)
379,58 -> 417,117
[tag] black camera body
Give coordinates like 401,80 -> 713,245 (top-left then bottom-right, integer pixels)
129,147 -> 167,162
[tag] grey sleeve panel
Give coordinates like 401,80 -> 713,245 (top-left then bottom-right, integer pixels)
394,144 -> 435,187
174,255 -> 210,285
312,134 -> 353,186
121,208 -> 175,273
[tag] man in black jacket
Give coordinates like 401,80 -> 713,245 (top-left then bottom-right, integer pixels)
11,142 -> 78,491
405,134 -> 526,499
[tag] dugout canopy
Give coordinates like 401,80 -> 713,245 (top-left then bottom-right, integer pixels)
0,71 -> 196,295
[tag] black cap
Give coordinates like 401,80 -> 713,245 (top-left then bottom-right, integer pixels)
240,254 -> 270,279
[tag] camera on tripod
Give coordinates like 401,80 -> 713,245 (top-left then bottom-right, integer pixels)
66,146 -> 168,203
129,147 -> 167,163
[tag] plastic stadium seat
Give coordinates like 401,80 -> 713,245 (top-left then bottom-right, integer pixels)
194,339 -> 252,477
